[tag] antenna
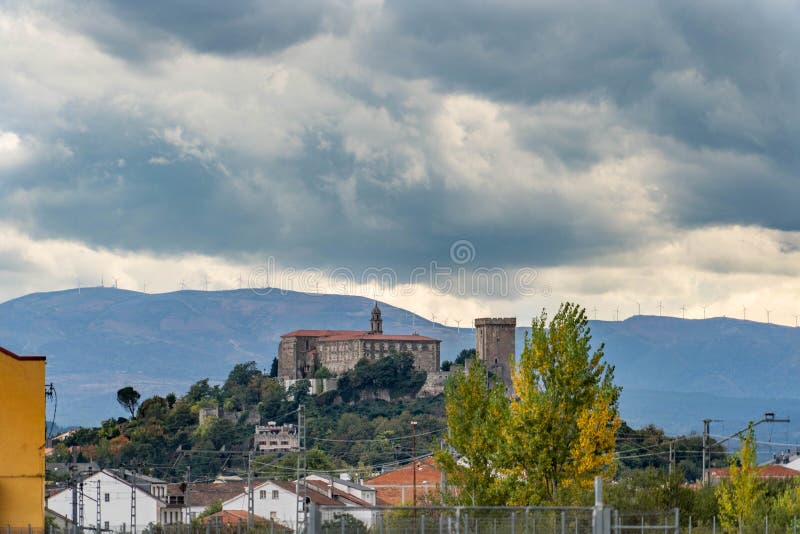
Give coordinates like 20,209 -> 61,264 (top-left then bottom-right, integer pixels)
431,313 -> 436,328
203,275 -> 208,291
766,309 -> 771,324
794,314 -> 799,328
637,302 -> 641,315
681,305 -> 685,319
701,305 -> 707,319
593,307 -> 598,320
455,319 -> 461,333
658,301 -> 663,317
615,307 -> 620,321
743,306 -> 747,321
237,274 -> 243,289
101,275 -> 104,288
142,282 -> 147,294
77,279 -> 81,295
113,278 -> 119,289
179,280 -> 186,291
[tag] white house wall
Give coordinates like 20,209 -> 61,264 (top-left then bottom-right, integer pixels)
46,472 -> 160,532
222,482 -> 298,530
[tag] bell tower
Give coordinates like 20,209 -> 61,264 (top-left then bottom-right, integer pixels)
370,302 -> 383,334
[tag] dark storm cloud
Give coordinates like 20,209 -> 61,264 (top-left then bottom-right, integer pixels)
65,0 -> 354,61
358,0 -> 800,230
3,0 -> 800,280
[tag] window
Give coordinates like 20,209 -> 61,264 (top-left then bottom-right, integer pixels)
272,490 -> 280,500
260,490 -> 267,499
104,522 -> 109,531
104,493 -> 110,502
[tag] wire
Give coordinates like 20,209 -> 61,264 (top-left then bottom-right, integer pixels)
310,428 -> 445,443
46,383 -> 58,441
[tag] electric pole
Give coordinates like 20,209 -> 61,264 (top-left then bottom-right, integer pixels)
247,451 -> 254,529
702,412 -> 790,486
184,465 -> 191,524
295,405 -> 307,534
411,420 -> 418,532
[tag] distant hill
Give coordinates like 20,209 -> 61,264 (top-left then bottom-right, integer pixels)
1,288 -> 799,442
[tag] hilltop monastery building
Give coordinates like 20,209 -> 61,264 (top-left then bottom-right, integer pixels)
277,303 -> 441,378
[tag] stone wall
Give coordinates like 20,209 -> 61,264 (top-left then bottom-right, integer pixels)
418,370 -> 450,397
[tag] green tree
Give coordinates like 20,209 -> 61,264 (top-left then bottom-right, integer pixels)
269,357 -> 279,378
505,303 -> 621,504
716,424 -> 768,530
435,359 -> 509,505
454,348 -> 476,366
116,386 -> 141,419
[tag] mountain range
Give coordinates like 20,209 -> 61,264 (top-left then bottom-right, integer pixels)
2,287 -> 799,446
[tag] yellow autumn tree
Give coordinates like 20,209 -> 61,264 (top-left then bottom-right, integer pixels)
504,303 -> 621,504
435,358 -> 510,505
716,424 -> 768,530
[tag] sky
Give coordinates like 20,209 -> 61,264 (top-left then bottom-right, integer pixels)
1,0 -> 799,326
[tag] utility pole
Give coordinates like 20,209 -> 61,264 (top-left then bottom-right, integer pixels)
70,465 -> 78,534
78,481 -> 84,529
702,412 -> 790,486
184,465 -> 191,524
411,421 -> 418,532
247,451 -> 254,529
295,405 -> 307,534
669,441 -> 675,476
130,467 -> 137,534
96,479 -> 101,534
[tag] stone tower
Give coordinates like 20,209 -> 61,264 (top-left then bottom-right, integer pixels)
370,302 -> 383,334
474,317 -> 516,393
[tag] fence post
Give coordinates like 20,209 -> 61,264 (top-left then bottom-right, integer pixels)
712,516 -> 716,534
673,509 -> 679,534
511,511 -> 516,534
421,513 -> 426,534
765,515 -> 769,534
738,516 -> 742,534
561,511 -> 566,534
455,507 -> 461,534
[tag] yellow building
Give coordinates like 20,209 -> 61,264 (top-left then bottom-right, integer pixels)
0,345 -> 46,529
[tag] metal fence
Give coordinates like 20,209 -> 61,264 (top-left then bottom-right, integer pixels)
683,514 -> 800,534
4,527 -> 46,534
610,511 -> 680,532
315,506 -> 598,533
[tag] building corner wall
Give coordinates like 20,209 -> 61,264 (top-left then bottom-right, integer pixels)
0,354 -> 46,528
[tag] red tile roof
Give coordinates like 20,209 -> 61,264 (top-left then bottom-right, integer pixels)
305,480 -> 375,508
167,482 -> 249,507
365,458 -> 441,505
320,333 -> 439,342
708,465 -> 800,479
281,330 -> 438,343
281,330 -> 363,338
202,510 -> 268,525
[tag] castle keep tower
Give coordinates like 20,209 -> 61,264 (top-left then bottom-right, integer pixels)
475,317 -> 516,393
